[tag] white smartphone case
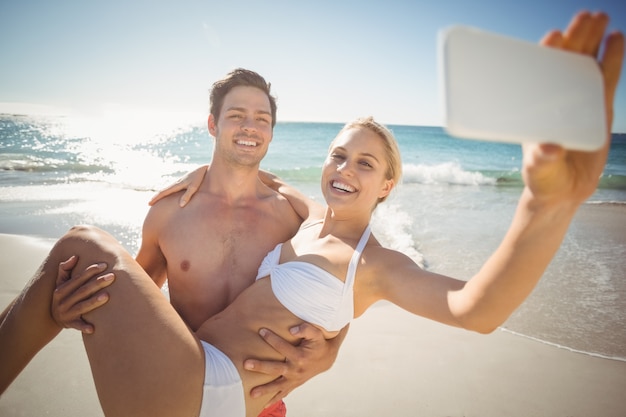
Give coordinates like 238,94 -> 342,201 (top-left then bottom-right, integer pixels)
439,26 -> 606,151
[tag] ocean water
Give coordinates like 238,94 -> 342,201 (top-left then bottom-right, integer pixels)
1,113 -> 625,361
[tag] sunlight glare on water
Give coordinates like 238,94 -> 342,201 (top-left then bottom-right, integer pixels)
63,103 -> 203,146
58,104 -> 206,189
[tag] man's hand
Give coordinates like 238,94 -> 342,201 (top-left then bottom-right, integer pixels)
51,256 -> 115,334
244,323 -> 348,407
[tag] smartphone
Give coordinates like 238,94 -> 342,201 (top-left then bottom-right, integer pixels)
439,26 -> 606,151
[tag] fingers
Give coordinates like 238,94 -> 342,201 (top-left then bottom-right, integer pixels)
543,11 -> 610,57
55,262 -> 109,299
179,185 -> 198,208
148,180 -> 186,206
561,11 -> 607,55
67,320 -> 94,334
540,30 -> 563,48
148,190 -> 165,206
584,12 -> 610,56
148,165 -> 209,206
243,359 -> 289,401
243,329 -> 292,377
243,328 -> 297,400
179,165 -> 209,207
289,322 -> 325,341
52,261 -> 115,334
261,328 -> 298,358
244,361 -> 290,406
61,278 -> 111,334
56,255 -> 79,286
245,323 -> 334,402
247,374 -> 291,403
544,11 -> 624,137
244,358 -> 288,376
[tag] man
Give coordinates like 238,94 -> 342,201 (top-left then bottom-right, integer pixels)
52,68 -> 346,416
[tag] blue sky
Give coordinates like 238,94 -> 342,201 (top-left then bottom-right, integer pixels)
1,0 -> 625,131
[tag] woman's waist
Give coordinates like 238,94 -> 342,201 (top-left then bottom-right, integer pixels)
195,286 -> 303,406
196,279 -> 302,351
197,313 -> 293,367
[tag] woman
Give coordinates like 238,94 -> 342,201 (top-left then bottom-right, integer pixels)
0,11 -> 623,417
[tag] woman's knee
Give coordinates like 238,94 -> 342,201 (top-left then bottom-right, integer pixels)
53,225 -> 126,269
65,224 -> 113,242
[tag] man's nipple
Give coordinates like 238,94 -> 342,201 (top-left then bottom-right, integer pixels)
180,260 -> 190,272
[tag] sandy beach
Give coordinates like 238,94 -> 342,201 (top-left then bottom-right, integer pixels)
1,233 -> 625,416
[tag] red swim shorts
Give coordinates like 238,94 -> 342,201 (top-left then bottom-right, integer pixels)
257,400 -> 287,417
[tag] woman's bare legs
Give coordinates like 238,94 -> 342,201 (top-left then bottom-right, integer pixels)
0,225 -> 205,417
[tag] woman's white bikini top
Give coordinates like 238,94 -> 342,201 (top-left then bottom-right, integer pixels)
255,224 -> 371,332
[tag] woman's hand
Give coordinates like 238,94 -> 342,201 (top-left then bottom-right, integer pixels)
149,165 -> 209,207
522,11 -> 624,208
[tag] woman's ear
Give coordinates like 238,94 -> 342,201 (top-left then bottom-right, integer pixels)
378,179 -> 394,199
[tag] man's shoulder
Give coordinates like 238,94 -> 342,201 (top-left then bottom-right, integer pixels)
265,191 -> 303,221
144,191 -> 187,228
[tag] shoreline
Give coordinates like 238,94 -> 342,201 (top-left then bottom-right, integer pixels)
1,233 -> 625,416
498,327 -> 626,363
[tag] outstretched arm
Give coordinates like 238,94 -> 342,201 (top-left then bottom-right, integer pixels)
380,11 -> 624,334
455,11 -> 624,332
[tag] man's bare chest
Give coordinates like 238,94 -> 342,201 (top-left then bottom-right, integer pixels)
162,213 -> 291,282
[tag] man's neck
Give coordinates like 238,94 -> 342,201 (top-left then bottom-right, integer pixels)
202,159 -> 262,202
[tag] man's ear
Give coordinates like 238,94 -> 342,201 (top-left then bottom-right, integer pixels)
208,114 -> 217,136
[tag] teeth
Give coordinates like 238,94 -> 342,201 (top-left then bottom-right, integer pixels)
237,140 -> 257,147
332,181 -> 355,193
